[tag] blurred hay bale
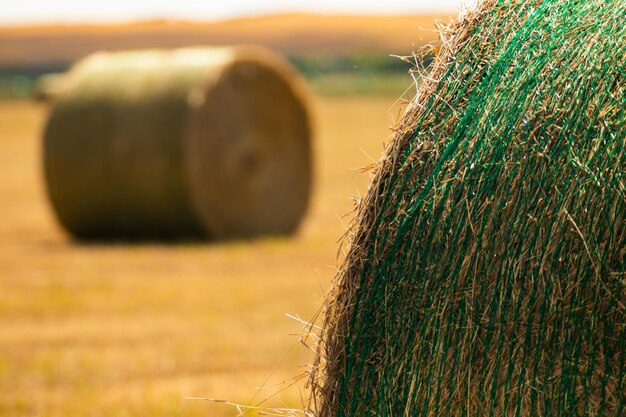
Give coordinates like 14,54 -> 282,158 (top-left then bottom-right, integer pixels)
44,46 -> 312,240
308,0 -> 625,416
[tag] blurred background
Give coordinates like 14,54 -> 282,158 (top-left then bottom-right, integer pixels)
0,1 -> 459,416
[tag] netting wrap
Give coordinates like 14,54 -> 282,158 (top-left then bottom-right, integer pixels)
309,1 -> 625,416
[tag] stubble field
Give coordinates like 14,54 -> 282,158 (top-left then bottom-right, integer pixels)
0,93 -> 404,417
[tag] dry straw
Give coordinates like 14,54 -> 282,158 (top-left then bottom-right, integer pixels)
308,0 -> 625,415
44,46 -> 312,240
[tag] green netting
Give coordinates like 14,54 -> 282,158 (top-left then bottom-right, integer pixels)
309,0 -> 625,416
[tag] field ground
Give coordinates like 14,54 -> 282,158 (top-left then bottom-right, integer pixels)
0,92 -> 406,416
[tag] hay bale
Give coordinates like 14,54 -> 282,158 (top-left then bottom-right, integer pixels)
309,1 -> 625,416
44,46 -> 312,240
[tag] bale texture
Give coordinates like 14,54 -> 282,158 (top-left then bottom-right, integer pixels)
44,46 -> 312,240
309,1 -> 625,416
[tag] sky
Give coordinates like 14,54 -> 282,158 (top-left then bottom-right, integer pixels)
1,0 -> 465,25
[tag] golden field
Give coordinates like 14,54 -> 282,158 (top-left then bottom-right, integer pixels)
0,92 -> 408,417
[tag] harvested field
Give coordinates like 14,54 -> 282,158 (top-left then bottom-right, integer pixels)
0,94 -> 401,417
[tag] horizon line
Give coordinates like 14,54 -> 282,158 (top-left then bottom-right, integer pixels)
0,10 -> 458,29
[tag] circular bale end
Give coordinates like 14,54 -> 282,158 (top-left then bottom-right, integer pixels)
185,48 -> 312,239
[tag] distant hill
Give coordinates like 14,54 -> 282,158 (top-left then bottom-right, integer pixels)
0,13 -> 451,67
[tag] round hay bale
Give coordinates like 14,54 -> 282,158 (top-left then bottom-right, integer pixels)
309,1 -> 625,416
43,46 -> 312,240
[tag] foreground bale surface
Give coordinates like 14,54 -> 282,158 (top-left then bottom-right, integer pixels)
310,1 -> 625,416
44,46 -> 311,240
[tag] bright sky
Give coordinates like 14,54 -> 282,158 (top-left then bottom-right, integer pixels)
1,0 -> 464,25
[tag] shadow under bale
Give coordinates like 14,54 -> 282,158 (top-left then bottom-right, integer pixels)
308,0 -> 625,416
44,46 -> 312,241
